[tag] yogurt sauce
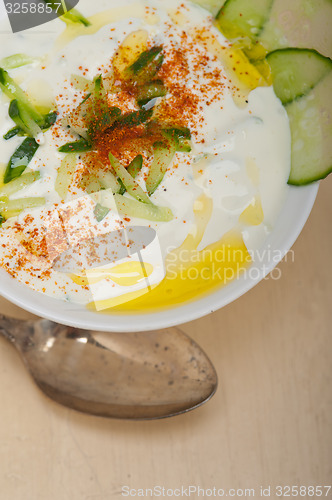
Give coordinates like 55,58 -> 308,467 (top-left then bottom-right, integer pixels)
0,0 -> 290,311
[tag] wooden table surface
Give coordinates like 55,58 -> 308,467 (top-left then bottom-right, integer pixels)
0,176 -> 331,499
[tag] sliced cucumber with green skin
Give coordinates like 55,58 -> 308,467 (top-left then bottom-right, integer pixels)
165,126 -> 191,141
88,106 -> 122,140
55,154 -> 77,200
190,0 -> 225,16
1,68 -> 57,140
286,71 -> 332,185
115,108 -> 153,129
93,75 -> 108,113
216,0 -> 274,41
136,81 -> 167,107
216,1 -> 332,184
118,155 -> 143,196
264,48 -> 332,183
267,49 -> 332,105
61,8 -> 91,27
9,99 -> 42,138
0,68 -> 43,124
0,54 -> 38,70
146,140 -> 177,196
124,46 -> 164,85
127,155 -> 143,179
257,0 -> 332,57
113,193 -> 173,222
109,153 -> 151,205
0,196 -> 45,217
4,110 -> 57,140
41,1 -> 91,26
161,127 -> 192,153
0,171 -> 40,197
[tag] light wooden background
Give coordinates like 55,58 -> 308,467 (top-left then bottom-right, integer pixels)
0,176 -> 331,499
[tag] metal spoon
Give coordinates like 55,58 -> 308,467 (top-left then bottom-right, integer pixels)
0,314 -> 217,419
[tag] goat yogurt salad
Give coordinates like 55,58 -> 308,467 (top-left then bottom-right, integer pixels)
0,0 -> 290,312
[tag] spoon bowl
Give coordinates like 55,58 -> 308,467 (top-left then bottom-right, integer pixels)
0,314 -> 217,419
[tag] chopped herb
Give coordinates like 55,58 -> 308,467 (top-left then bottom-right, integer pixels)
58,138 -> 92,153
94,203 -> 110,222
88,106 -> 122,140
41,110 -> 58,130
4,137 -> 39,184
161,126 -> 192,152
115,108 -> 154,128
165,126 -> 191,140
3,126 -> 22,140
80,92 -> 92,105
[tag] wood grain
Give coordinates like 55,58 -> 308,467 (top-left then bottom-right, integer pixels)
0,176 -> 331,498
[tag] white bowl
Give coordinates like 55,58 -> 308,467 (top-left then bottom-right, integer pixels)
0,183 -> 318,331
0,0 -> 322,331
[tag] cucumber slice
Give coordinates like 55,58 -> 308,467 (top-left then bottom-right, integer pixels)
136,81 -> 167,107
286,71 -> 332,185
118,155 -> 143,195
267,49 -> 332,104
190,0 -> 225,15
257,0 -> 332,57
61,8 -> 91,27
0,196 -> 45,217
216,0 -> 273,41
41,1 -> 91,27
9,99 -> 43,138
0,171 -> 40,197
0,54 -> 38,70
55,154 -> 77,200
0,68 -> 43,124
124,46 -> 164,85
146,141 -> 176,196
109,153 -> 151,205
113,194 -> 173,222
3,126 -> 21,140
